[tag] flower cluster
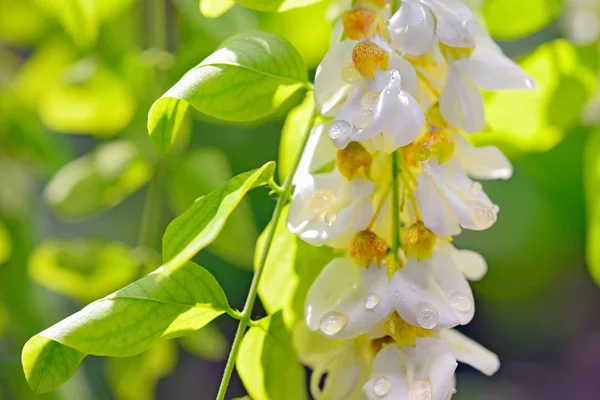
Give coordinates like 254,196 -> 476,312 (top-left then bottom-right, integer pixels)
287,1 -> 535,399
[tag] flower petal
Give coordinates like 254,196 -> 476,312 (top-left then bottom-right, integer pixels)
315,40 -> 358,115
450,249 -> 487,281
363,345 -> 409,400
415,167 -> 461,238
437,329 -> 500,376
389,0 -> 436,56
305,258 -> 392,339
440,64 -> 484,133
455,34 -> 535,90
454,134 -> 513,180
425,0 -> 476,48
293,123 -> 337,185
390,251 -> 475,329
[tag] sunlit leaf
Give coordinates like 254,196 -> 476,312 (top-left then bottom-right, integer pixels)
474,40 -> 598,155
168,148 -> 258,269
44,141 -> 153,219
148,98 -> 189,154
236,0 -> 325,12
256,206 -> 334,328
584,130 -> 600,285
28,238 -> 140,302
237,312 -> 307,400
36,0 -> 98,48
482,0 -> 565,40
257,1 -> 331,67
200,0 -> 235,17
148,31 -> 307,150
107,340 -> 177,400
39,59 -> 137,137
178,323 -> 228,360
162,161 -> 275,270
278,92 -> 314,182
22,261 -> 229,393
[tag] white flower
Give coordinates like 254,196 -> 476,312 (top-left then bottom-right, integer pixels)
389,243 -> 479,330
415,157 -> 498,238
389,0 -> 477,56
314,39 -> 419,116
453,133 -> 512,180
293,123 -> 337,186
359,70 -> 426,153
363,338 -> 457,400
288,169 -> 374,248
305,257 -> 392,339
439,32 -> 536,133
563,0 -> 600,45
294,323 -> 370,400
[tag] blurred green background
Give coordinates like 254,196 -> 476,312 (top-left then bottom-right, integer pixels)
1,0 -> 600,399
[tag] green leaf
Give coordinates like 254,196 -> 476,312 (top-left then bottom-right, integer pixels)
278,91 -> 314,182
474,40 -> 598,155
39,59 -> 137,137
148,31 -> 307,150
162,161 -> 275,270
148,98 -> 189,154
200,0 -> 235,17
167,148 -> 259,269
106,340 -> 178,400
44,140 -> 153,219
28,238 -> 140,302
482,0 -> 565,40
585,130 -> 600,285
237,312 -> 307,400
37,0 -> 98,48
256,205 -> 334,328
236,0 -> 325,12
22,261 -> 229,393
178,323 -> 228,360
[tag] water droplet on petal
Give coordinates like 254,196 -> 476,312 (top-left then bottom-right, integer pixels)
309,189 -> 336,217
319,311 -> 348,336
414,302 -> 439,329
470,181 -> 482,195
341,62 -> 361,84
329,120 -> 352,141
408,378 -> 432,400
360,91 -> 380,111
364,293 -> 380,310
493,204 -> 500,213
415,143 -> 432,162
467,200 -> 496,229
450,293 -> 472,313
353,109 -> 373,129
322,211 -> 337,226
373,376 -> 391,397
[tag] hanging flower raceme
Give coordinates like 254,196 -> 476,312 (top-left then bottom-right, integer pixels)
286,0 -> 534,398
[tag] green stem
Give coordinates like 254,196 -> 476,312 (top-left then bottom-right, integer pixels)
137,165 -> 165,251
391,150 -> 401,268
216,105 -> 318,400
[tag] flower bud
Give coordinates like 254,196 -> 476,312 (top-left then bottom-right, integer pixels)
337,142 -> 373,180
342,7 -> 383,40
350,230 -> 389,267
352,41 -> 389,80
384,312 -> 432,347
401,222 -> 436,260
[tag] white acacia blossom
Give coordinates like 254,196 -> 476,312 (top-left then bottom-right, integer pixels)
287,1 -> 534,398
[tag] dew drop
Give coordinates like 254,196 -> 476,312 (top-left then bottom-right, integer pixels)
408,378 -> 432,400
450,293 -> 472,313
329,120 -> 352,141
353,109 -> 373,130
319,311 -> 348,336
414,302 -> 439,329
360,91 -> 380,111
467,200 -> 496,229
373,376 -> 391,397
493,204 -> 500,213
470,181 -> 482,195
341,62 -> 361,84
322,211 -> 337,226
309,189 -> 336,217
364,293 -> 380,310
415,143 -> 432,162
